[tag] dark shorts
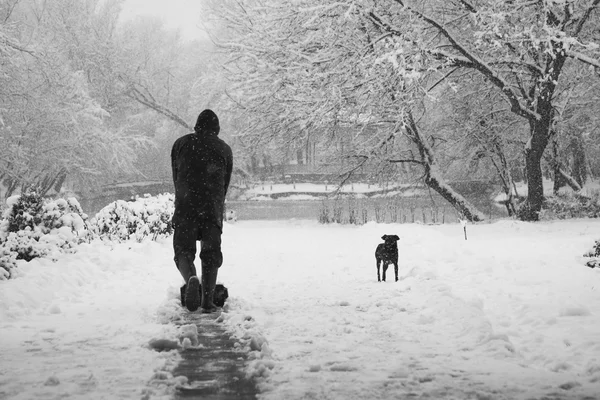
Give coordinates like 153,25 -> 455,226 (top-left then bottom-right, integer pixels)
173,218 -> 223,271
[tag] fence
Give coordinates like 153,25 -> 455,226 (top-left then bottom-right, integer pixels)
317,197 -> 462,225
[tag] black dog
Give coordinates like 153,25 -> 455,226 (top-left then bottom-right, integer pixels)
180,283 -> 229,308
375,235 -> 400,282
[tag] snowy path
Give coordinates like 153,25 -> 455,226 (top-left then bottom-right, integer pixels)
1,219 -> 600,399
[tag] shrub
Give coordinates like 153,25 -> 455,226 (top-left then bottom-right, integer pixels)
542,192 -> 600,220
516,201 -> 539,221
6,190 -> 44,233
0,189 -> 93,280
0,246 -> 17,280
584,240 -> 600,258
91,193 -> 174,242
318,201 -> 331,224
333,202 -> 343,224
583,239 -> 600,269
319,198 -> 370,225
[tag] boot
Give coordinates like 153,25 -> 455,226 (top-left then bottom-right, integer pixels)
180,284 -> 186,307
185,276 -> 201,312
200,266 -> 218,313
181,283 -> 228,308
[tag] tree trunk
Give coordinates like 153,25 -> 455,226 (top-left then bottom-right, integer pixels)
557,167 -> 583,192
571,135 -> 587,187
521,51 -> 567,220
548,139 -> 582,194
53,170 -> 68,193
498,172 -> 517,217
487,144 -> 517,217
523,130 -> 547,221
5,179 -> 18,198
405,112 -> 485,222
424,166 -> 486,221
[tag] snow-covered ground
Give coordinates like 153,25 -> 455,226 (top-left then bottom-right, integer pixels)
2,219 -> 600,399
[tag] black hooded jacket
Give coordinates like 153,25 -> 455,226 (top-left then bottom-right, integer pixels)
171,111 -> 233,228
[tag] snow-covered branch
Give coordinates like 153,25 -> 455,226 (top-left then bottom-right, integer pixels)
386,158 -> 425,165
455,0 -> 477,13
391,0 -> 540,122
125,84 -> 192,130
573,0 -> 600,36
566,50 -> 600,70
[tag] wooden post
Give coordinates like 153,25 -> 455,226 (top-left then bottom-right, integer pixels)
460,219 -> 468,240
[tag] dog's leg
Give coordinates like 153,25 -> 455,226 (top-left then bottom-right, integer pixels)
376,259 -> 381,282
382,263 -> 388,282
394,262 -> 399,282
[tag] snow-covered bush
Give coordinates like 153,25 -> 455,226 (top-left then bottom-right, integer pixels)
583,239 -> 600,269
0,246 -> 17,280
91,193 -> 174,242
516,201 -> 537,221
585,240 -> 600,258
542,192 -> 600,220
0,190 -> 93,280
318,198 -> 366,225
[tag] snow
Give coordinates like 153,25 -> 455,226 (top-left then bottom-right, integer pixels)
2,218 -> 600,399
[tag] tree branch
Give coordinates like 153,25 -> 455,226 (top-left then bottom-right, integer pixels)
566,50 -> 600,69
2,0 -> 20,24
562,1 -> 574,31
427,68 -> 459,93
125,85 -> 192,130
455,0 -> 477,13
366,11 -> 402,37
386,158 -> 425,165
573,0 -> 600,36
2,38 -> 35,56
391,0 -> 540,121
431,49 -> 544,76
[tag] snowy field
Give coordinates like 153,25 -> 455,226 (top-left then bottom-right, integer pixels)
1,218 -> 600,399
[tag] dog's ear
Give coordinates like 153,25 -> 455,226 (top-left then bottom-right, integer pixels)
381,235 -> 388,240
392,235 -> 400,241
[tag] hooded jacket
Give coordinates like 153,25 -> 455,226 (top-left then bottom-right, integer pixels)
171,110 -> 233,228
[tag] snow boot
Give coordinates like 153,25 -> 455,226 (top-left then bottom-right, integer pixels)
185,276 -> 201,312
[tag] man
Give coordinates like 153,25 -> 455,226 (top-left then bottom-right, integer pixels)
171,109 -> 233,312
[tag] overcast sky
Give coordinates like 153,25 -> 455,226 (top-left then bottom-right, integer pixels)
120,0 -> 207,41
